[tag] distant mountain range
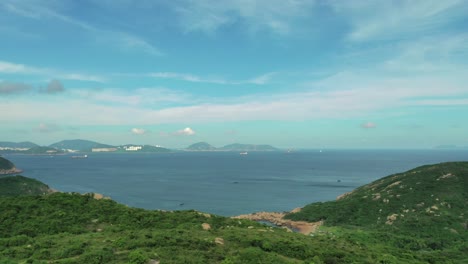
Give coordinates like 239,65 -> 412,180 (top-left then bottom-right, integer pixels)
186,142 -> 279,151
1,139 -> 279,154
0,139 -> 172,154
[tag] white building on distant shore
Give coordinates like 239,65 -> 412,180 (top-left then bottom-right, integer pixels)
124,145 -> 142,151
0,147 -> 30,151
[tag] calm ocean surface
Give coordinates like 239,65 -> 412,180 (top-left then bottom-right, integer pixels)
4,150 -> 468,216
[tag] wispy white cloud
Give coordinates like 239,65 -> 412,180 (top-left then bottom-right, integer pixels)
0,60 -> 105,83
174,0 -> 316,34
74,87 -> 192,106
61,73 -> 106,83
330,0 -> 467,42
174,127 -> 196,136
116,33 -> 164,56
148,71 -> 275,85
247,72 -> 276,85
149,72 -> 227,84
2,0 -> 162,56
35,123 -> 60,133
2,70 -> 466,126
0,60 -> 44,74
381,34 -> 468,74
131,128 -> 147,135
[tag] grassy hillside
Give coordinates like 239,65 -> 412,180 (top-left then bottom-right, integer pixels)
286,162 -> 468,252
0,162 -> 467,263
0,176 -> 52,196
0,192 -> 395,264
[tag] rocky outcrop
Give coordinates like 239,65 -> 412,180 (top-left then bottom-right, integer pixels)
0,167 -> 23,175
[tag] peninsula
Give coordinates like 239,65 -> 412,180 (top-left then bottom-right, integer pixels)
0,157 -> 23,175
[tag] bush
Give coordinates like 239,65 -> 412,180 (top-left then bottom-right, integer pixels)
128,249 -> 147,264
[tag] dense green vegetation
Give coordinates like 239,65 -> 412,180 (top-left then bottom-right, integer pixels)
0,192 -> 383,264
0,157 -> 15,170
0,176 -> 52,196
0,160 -> 467,263
286,162 -> 468,262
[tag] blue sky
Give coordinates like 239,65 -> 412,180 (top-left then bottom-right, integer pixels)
1,0 -> 467,148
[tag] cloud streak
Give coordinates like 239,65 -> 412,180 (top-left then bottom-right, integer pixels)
1,0 -> 162,56
1,70 -> 466,127
330,0 -> 467,42
0,60 -> 105,83
35,123 -> 60,133
148,71 -> 275,85
174,0 -> 316,34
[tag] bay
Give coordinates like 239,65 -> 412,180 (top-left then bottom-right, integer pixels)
3,149 -> 467,216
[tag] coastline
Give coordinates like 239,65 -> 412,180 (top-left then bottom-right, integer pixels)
233,209 -> 322,235
0,167 -> 23,175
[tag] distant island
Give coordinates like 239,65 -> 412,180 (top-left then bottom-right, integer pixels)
186,142 -> 217,151
186,142 -> 279,152
0,139 -> 280,154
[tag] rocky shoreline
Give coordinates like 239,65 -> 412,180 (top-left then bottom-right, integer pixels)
0,167 -> 23,175
233,208 -> 322,235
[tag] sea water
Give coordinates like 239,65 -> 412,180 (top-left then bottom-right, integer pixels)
4,149 -> 467,216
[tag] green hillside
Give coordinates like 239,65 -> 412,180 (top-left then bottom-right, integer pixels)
0,157 -> 22,175
286,162 -> 468,252
0,192 -> 387,264
0,157 -> 15,170
0,162 -> 467,263
0,175 -> 52,196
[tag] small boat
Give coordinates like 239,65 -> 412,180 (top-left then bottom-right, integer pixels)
72,154 -> 88,159
239,152 -> 248,155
